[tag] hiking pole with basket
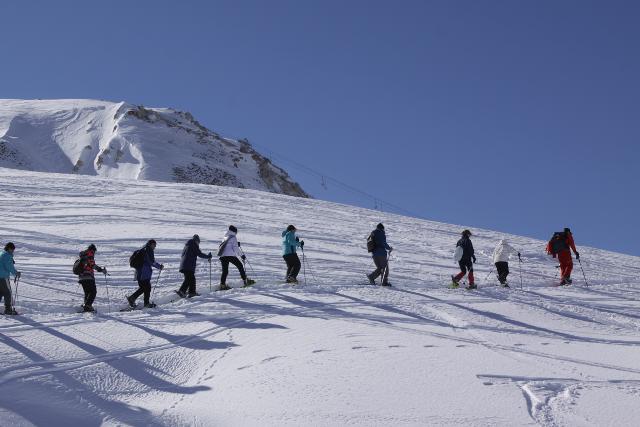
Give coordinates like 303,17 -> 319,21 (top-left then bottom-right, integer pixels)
209,258 -> 212,293
518,255 -> 523,289
12,275 -> 20,312
381,250 -> 393,286
578,258 -> 589,287
301,246 -> 307,286
484,268 -> 495,284
103,270 -> 112,313
151,268 -> 162,303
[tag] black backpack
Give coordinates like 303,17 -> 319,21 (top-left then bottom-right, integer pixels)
548,232 -> 569,255
129,247 -> 146,269
72,257 -> 84,275
366,231 -> 377,253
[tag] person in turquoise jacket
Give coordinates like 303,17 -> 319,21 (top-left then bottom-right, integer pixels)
0,242 -> 21,315
282,225 -> 304,283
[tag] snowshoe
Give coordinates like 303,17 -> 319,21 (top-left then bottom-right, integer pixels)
126,295 -> 137,308
381,282 -> 392,287
466,284 -> 477,290
449,275 -> 460,288
3,308 -> 18,316
187,292 -> 200,298
82,305 -> 96,313
218,284 -> 231,291
243,279 -> 256,288
502,283 -> 510,288
144,303 -> 157,309
286,277 -> 299,285
366,274 -> 375,285
174,290 -> 187,298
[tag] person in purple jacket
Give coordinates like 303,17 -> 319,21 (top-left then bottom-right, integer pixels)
127,240 -> 163,308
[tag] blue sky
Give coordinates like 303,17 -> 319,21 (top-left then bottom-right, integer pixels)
1,1 -> 638,256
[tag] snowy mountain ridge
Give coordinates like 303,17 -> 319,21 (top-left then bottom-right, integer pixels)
0,99 -> 308,197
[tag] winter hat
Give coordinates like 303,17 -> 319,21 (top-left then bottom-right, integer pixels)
377,223 -> 385,230
462,229 -> 472,237
286,225 -> 296,232
564,227 -> 571,234
193,234 -> 200,243
147,239 -> 157,247
88,244 -> 97,252
4,242 -> 15,251
229,225 -> 238,233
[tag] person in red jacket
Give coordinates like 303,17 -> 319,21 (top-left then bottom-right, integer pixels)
547,228 -> 580,285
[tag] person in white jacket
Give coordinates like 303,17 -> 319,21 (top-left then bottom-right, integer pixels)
217,225 -> 254,290
492,239 -> 521,287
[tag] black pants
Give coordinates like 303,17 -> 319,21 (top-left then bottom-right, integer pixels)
369,255 -> 389,283
283,254 -> 301,279
79,279 -> 97,307
220,256 -> 246,284
495,262 -> 509,283
179,271 -> 197,294
131,279 -> 152,305
0,278 -> 12,310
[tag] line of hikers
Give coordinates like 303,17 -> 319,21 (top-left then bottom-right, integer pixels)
0,224 -> 581,315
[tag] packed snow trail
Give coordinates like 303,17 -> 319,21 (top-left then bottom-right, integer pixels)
0,168 -> 639,426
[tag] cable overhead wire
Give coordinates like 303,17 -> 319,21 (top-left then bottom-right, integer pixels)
245,140 -> 422,219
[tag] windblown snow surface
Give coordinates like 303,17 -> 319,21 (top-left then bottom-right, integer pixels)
1,168 -> 639,427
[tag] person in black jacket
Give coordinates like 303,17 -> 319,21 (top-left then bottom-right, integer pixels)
367,223 -> 393,286
176,235 -> 212,298
452,229 -> 477,289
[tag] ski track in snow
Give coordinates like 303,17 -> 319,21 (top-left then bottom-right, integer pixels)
1,168 -> 640,426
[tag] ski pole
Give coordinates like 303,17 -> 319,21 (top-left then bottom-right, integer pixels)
103,271 -> 112,313
209,259 -> 212,293
483,268 -> 494,283
12,275 -> 20,309
301,247 -> 307,286
152,268 -> 162,302
382,251 -> 392,285
578,258 -> 589,287
519,256 -> 523,289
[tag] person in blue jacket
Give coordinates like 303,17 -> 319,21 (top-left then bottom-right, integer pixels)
367,223 -> 393,286
127,239 -> 164,308
176,235 -> 212,298
0,242 -> 21,315
282,225 -> 304,284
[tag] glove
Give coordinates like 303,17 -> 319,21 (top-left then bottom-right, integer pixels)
389,247 -> 393,252
300,240 -> 304,248
159,264 -> 164,270
575,252 -> 580,260
207,252 -> 213,259
16,271 -> 21,279
238,242 -> 241,247
472,255 -> 477,264
295,237 -> 299,242
241,255 -> 246,261
102,267 -> 108,275
517,252 -> 521,259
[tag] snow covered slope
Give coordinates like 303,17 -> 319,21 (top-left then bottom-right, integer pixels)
0,99 -> 308,196
1,168 -> 639,426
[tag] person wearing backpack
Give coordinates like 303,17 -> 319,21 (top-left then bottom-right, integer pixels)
451,229 -> 477,289
366,223 -> 393,286
176,235 -> 212,298
217,225 -> 255,290
492,239 -> 521,287
546,227 -> 580,285
77,244 -> 107,312
282,225 -> 303,284
126,240 -> 164,308
0,242 -> 21,315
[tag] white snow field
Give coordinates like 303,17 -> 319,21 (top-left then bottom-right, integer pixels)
0,168 -> 639,427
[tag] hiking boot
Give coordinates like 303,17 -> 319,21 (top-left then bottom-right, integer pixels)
466,284 -> 477,290
187,292 -> 200,298
144,303 -> 157,308
126,295 -> 137,308
243,278 -> 256,287
82,305 -> 95,313
175,290 -> 187,298
286,277 -> 298,284
219,283 -> 231,291
4,308 -> 18,315
381,282 -> 392,287
367,274 -> 375,285
502,283 -> 510,288
565,277 -> 573,284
